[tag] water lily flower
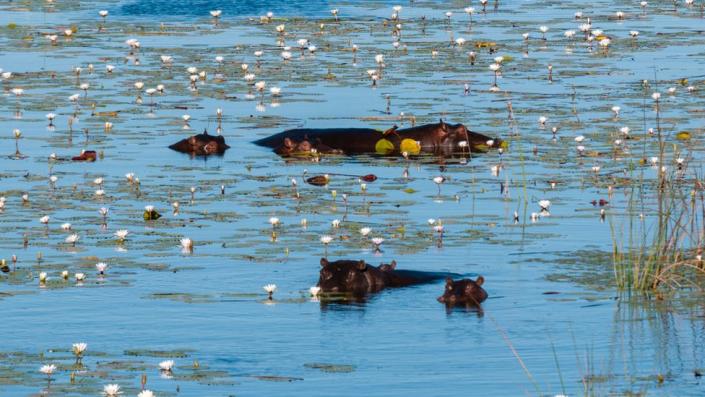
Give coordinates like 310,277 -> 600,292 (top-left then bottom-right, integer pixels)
360,227 -> 371,236
159,360 -> 174,372
114,230 -> 129,241
210,10 -> 222,17
40,215 -> 50,225
40,364 -> 56,376
66,234 -> 79,245
103,384 -> 122,396
539,200 -> 551,211
96,262 -> 108,275
371,237 -> 384,250
137,390 -> 154,397
309,286 -> 321,297
269,217 -> 280,227
263,284 -> 277,299
72,342 -> 87,357
61,223 -> 72,231
39,272 -> 47,283
320,235 -> 333,245
180,238 -> 193,252
331,219 -> 340,228
62,270 -> 69,280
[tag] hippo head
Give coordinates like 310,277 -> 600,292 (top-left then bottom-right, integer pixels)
436,120 -> 471,154
318,258 -> 371,294
276,138 -> 314,156
438,120 -> 503,153
437,276 -> 488,306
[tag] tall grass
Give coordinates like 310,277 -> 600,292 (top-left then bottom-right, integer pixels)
610,91 -> 705,292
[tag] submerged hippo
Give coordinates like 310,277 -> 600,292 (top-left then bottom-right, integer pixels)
275,137 -> 344,156
169,130 -> 230,156
318,258 -> 453,296
254,120 -> 504,157
437,277 -> 488,307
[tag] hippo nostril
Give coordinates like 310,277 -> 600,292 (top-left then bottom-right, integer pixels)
437,296 -> 445,302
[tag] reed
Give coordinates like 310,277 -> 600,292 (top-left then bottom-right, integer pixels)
610,89 -> 705,292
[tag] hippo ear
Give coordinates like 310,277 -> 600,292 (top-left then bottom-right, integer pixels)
320,258 -> 329,267
389,260 -> 397,270
445,277 -> 453,286
439,119 -> 447,131
475,276 -> 484,286
357,260 -> 367,271
284,137 -> 295,148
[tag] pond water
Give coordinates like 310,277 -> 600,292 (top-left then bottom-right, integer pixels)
1,0 -> 705,396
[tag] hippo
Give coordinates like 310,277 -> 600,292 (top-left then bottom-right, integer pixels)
437,277 -> 488,307
169,130 -> 230,156
275,137 -> 344,157
254,120 -> 504,157
318,258 -> 454,296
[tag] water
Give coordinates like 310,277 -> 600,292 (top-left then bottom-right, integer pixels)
1,0 -> 705,395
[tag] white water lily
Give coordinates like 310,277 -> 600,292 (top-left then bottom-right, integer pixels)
372,237 -> 384,246
263,284 -> 277,294
96,262 -> 108,274
40,215 -> 50,224
72,342 -> 87,356
210,10 -> 222,17
103,384 -> 122,396
331,219 -> 341,228
309,286 -> 321,297
159,360 -> 175,371
40,364 -> 56,375
39,272 -> 47,283
320,235 -> 333,245
114,230 -> 129,241
539,200 -> 551,211
360,227 -> 371,236
66,234 -> 80,245
61,223 -> 72,231
180,238 -> 193,251
137,391 -> 155,397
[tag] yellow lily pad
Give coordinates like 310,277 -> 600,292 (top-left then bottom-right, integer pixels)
676,131 -> 691,140
400,139 -> 421,155
375,138 -> 394,154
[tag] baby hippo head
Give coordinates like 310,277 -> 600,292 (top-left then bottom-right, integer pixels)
437,277 -> 488,306
318,258 -> 370,293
